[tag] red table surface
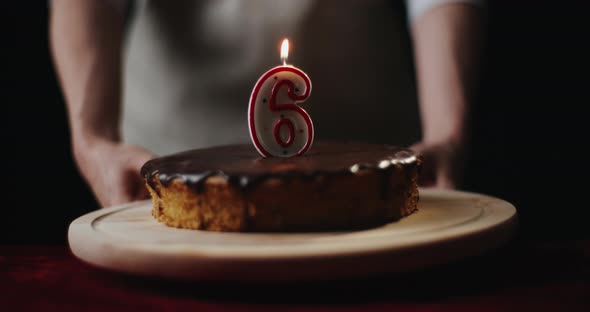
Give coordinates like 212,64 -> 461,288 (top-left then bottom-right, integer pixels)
1,240 -> 589,312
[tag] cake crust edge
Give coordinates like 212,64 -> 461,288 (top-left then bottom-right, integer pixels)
146,160 -> 421,232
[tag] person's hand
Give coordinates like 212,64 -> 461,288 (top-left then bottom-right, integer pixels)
410,139 -> 465,189
74,139 -> 156,207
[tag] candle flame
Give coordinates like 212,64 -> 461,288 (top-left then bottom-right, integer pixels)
280,38 -> 289,66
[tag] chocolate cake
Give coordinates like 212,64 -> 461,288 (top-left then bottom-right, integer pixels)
141,142 -> 422,232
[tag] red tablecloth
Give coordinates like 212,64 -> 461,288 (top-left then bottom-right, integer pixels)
1,240 -> 589,311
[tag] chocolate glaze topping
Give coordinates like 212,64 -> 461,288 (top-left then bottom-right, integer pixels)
141,142 -> 421,194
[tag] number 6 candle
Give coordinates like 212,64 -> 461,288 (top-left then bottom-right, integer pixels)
248,39 -> 313,157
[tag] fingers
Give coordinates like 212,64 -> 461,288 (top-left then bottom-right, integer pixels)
131,149 -> 156,172
412,143 -> 436,187
127,146 -> 155,202
129,148 -> 155,200
99,146 -> 156,208
108,178 -> 150,207
107,167 -> 146,207
105,191 -> 134,207
410,140 -> 459,189
417,165 -> 455,189
97,185 -> 133,208
435,173 -> 455,189
418,164 -> 436,187
136,183 -> 151,200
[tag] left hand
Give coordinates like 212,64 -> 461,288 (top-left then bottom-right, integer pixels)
410,139 -> 466,189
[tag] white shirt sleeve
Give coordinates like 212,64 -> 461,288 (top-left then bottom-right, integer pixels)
406,0 -> 484,24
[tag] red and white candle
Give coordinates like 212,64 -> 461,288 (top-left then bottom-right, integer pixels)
248,39 -> 313,157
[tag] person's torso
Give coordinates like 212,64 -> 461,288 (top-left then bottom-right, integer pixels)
123,0 -> 420,155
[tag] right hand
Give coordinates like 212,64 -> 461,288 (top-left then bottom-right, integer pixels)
410,139 -> 465,189
74,139 -> 156,207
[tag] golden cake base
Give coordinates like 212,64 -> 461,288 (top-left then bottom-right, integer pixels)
147,168 -> 419,232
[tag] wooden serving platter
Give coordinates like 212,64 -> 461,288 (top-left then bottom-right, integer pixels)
69,189 -> 517,282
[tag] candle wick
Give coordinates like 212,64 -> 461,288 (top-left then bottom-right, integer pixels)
282,58 -> 287,66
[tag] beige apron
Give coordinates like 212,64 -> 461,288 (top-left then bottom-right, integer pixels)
122,0 -> 420,156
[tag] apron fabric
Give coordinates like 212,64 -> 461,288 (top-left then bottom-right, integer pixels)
122,0 -> 420,156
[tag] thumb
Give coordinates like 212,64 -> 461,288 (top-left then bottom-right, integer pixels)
435,166 -> 455,189
129,148 -> 156,200
109,147 -> 156,206
128,147 -> 157,173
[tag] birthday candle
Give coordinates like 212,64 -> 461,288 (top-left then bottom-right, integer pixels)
248,39 -> 313,157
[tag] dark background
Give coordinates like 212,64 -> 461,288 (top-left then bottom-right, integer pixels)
0,1 -> 588,244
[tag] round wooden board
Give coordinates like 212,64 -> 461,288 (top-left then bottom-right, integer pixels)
68,189 -> 517,283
